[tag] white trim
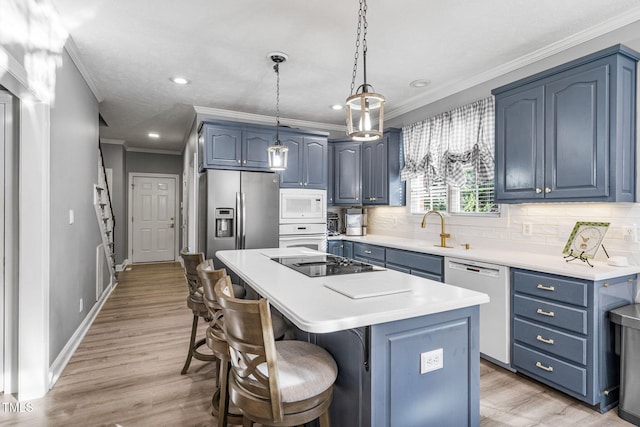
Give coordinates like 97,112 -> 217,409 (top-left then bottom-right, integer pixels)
116,259 -> 129,272
100,138 -> 125,146
124,146 -> 183,155
127,173 -> 180,263
0,46 -> 29,91
48,279 -> 115,389
194,105 -> 345,133
64,38 -> 104,103
386,7 -> 640,121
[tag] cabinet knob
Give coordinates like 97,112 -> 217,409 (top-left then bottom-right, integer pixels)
535,188 -> 542,194
304,182 -> 308,186
545,187 -> 551,193
355,197 -> 359,201
243,160 -> 247,164
237,160 -> 241,164
299,182 -> 303,186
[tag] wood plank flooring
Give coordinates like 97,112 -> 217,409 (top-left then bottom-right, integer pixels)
0,262 -> 634,426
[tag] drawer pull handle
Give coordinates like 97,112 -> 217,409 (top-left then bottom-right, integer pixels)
535,361 -> 554,372
536,308 -> 555,317
536,335 -> 554,345
537,284 -> 555,291
364,250 -> 372,254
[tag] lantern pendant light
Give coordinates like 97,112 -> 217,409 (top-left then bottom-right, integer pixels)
346,0 -> 384,141
267,53 -> 289,171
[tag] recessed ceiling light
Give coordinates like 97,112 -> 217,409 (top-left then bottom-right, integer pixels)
170,76 -> 190,85
331,104 -> 344,110
410,79 -> 431,88
148,132 -> 160,138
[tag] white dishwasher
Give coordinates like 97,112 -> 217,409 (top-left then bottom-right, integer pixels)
444,257 -> 510,366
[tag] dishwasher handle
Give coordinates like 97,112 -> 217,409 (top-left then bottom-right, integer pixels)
447,260 -> 501,278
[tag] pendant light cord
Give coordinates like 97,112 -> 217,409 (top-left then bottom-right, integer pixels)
274,62 -> 281,144
350,0 -> 368,96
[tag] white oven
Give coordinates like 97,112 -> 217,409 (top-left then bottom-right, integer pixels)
278,190 -> 327,251
279,189 -> 326,224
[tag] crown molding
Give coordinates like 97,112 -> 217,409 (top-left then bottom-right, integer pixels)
386,8 -> 640,120
64,37 -> 104,102
100,138 -> 125,146
193,106 -> 346,133
124,146 -> 182,156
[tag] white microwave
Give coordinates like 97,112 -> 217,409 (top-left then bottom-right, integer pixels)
279,189 -> 327,224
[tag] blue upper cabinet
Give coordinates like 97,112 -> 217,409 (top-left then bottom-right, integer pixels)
200,124 -> 243,169
333,141 -> 362,205
330,128 -> 405,207
493,45 -> 639,203
327,143 -> 334,205
199,120 -> 328,178
362,128 -> 404,206
279,132 -> 328,189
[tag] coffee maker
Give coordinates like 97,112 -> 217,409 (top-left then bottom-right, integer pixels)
345,208 -> 366,236
327,212 -> 340,236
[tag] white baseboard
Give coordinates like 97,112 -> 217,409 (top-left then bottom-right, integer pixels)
48,280 -> 115,389
116,258 -> 129,272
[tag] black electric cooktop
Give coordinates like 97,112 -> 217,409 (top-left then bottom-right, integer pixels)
272,254 -> 385,277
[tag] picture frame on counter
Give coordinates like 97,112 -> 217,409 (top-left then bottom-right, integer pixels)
562,221 -> 610,259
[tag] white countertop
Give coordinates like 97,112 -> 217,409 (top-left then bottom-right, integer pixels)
330,234 -> 640,281
216,248 -> 490,334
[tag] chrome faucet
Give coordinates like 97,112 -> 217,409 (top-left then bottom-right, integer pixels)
421,210 -> 452,248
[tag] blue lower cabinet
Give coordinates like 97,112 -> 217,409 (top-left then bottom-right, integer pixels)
353,243 -> 385,266
327,240 -> 343,256
511,268 -> 637,412
343,241 -> 353,259
385,248 -> 443,282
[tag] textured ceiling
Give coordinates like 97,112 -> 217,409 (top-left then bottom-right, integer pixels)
50,0 -> 640,153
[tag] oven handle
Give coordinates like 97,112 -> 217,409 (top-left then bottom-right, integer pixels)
279,234 -> 326,241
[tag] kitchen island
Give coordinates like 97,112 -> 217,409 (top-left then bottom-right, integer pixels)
216,248 -> 489,427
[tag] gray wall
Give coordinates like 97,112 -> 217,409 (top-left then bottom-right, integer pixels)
100,143 -> 126,264
49,48 -> 101,365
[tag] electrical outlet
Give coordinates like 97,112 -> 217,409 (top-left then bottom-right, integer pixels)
522,222 -> 532,236
420,348 -> 443,374
623,224 -> 638,243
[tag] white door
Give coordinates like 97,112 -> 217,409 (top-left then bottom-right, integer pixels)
131,175 -> 177,263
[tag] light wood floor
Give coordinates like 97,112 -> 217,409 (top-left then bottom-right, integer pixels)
0,262 -> 634,426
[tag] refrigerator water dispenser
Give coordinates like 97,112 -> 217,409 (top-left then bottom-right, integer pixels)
215,208 -> 234,238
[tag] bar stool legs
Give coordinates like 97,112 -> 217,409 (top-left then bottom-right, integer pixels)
181,313 -> 216,375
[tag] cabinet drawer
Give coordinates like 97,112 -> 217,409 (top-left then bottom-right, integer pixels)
513,270 -> 588,307
513,295 -> 587,334
385,249 -> 442,276
513,343 -> 587,397
513,318 -> 587,365
353,243 -> 385,262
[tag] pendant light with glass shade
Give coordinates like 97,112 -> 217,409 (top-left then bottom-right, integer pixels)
267,53 -> 289,171
345,0 -> 384,141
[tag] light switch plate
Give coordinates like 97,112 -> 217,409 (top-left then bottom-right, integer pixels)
420,348 -> 443,374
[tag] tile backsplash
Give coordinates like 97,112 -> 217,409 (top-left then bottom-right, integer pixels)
364,203 -> 640,265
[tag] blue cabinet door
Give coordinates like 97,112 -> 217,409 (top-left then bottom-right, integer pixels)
327,144 -> 334,205
327,240 -> 343,256
203,125 -> 242,168
242,129 -> 273,170
334,142 -> 361,205
495,85 -> 545,201
544,63 -> 608,199
343,241 -> 353,259
279,134 -> 303,187
303,137 -> 328,189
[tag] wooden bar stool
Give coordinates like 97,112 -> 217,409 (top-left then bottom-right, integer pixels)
214,277 -> 337,427
179,250 -> 246,375
197,262 -> 244,427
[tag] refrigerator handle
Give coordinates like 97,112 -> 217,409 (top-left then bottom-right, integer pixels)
241,192 -> 247,249
235,192 -> 242,249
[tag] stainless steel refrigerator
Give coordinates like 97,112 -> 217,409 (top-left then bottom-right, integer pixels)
198,169 -> 280,264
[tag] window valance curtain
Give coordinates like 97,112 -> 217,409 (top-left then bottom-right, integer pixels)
401,96 -> 495,188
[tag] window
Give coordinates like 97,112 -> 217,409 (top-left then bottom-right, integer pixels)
402,97 -> 498,215
410,169 -> 499,215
